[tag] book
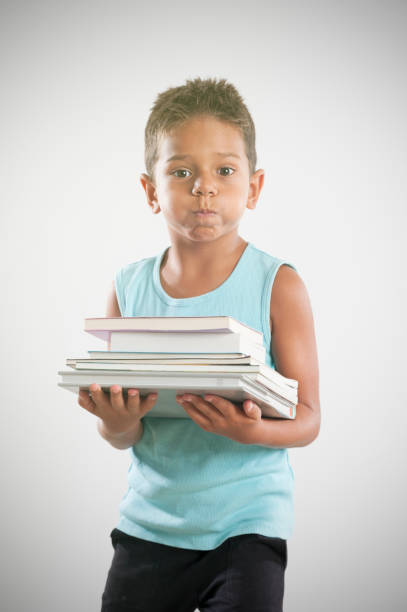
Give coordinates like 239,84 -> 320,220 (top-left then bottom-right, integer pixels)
58,315 -> 298,421
68,360 -> 286,378
58,369 -> 296,419
65,361 -> 298,402
68,354 -> 262,366
106,331 -> 266,362
85,316 -> 263,342
87,351 -> 256,360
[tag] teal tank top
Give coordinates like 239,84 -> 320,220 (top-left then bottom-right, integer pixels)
114,242 -> 297,550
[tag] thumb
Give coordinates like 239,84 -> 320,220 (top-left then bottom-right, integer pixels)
244,400 -> 262,420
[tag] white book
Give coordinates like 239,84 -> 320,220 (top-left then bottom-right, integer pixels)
85,316 -> 263,343
57,369 -> 296,419
68,361 -> 298,401
87,351 -> 258,360
108,331 -> 266,362
68,355 -> 262,366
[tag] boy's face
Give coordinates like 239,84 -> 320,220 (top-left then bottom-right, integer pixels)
141,115 -> 264,245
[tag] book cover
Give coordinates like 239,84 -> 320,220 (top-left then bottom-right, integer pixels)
84,316 -> 263,343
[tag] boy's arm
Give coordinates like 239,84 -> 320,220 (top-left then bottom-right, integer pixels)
176,265 -> 320,449
78,281 -> 157,449
99,282 -> 145,448
251,264 -> 321,448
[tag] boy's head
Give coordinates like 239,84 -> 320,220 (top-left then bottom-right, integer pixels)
144,77 -> 257,185
140,77 -> 264,244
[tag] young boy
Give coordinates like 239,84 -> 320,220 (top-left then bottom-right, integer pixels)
78,77 -> 320,612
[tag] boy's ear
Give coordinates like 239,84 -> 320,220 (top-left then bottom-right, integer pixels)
246,169 -> 265,210
140,173 -> 161,214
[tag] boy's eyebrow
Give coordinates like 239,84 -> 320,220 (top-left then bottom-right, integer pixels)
165,152 -> 241,162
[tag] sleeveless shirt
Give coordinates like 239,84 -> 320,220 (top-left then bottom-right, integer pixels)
114,241 -> 297,550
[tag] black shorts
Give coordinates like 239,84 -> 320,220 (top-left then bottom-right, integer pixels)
101,528 -> 287,612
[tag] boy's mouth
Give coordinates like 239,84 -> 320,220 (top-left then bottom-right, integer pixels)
195,209 -> 217,215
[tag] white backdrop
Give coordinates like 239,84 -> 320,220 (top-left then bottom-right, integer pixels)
1,1 -> 406,611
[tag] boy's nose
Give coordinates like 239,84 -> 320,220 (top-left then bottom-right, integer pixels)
191,176 -> 218,196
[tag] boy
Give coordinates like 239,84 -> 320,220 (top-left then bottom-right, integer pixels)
78,77 -> 320,612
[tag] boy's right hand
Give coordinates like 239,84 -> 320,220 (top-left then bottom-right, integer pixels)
77,384 -> 158,437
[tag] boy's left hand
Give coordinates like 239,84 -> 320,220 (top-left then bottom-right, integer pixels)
175,393 -> 262,444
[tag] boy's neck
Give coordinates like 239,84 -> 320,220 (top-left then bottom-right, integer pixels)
164,234 -> 247,270
159,234 -> 249,298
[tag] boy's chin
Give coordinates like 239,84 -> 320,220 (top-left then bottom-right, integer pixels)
185,232 -> 225,243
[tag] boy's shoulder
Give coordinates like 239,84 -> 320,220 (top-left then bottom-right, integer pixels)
269,261 -> 306,333
116,252 -> 159,283
240,243 -> 301,333
248,243 -> 297,273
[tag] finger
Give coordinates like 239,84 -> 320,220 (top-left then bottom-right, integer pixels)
178,395 -> 214,424
180,399 -> 213,430
243,400 -> 262,420
109,385 -> 126,413
78,390 -> 97,415
88,384 -> 111,415
126,389 -> 140,416
139,392 -> 158,417
202,394 -> 234,417
180,394 -> 214,417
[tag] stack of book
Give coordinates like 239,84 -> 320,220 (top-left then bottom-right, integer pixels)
57,316 -> 298,419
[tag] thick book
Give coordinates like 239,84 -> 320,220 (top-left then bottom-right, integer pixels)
85,316 -> 263,342
106,331 -> 266,362
66,361 -> 298,402
58,369 -> 296,419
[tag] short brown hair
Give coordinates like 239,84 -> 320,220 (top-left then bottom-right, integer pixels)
144,77 -> 257,183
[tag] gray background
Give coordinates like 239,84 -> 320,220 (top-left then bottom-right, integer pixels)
1,1 -> 406,610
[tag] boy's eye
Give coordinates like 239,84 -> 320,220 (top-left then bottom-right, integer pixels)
218,167 -> 235,176
171,167 -> 235,178
172,169 -> 191,178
